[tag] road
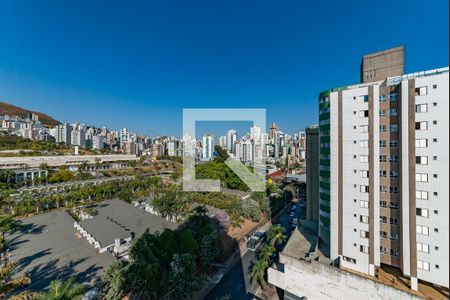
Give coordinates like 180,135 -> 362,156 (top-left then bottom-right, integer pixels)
205,195 -> 304,300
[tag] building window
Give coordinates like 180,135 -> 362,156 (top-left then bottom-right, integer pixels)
380,185 -> 388,193
360,185 -> 369,193
360,170 -> 369,178
416,190 -> 428,200
389,124 -> 398,132
390,217 -> 399,225
417,242 -> 430,253
416,156 -> 428,165
389,155 -> 398,162
415,86 -> 428,96
359,140 -> 369,148
433,84 -> 437,89
380,216 -> 388,223
390,202 -> 399,209
416,208 -> 429,218
417,225 -> 429,236
389,187 -> 398,194
390,249 -> 400,256
415,104 -> 428,113
390,171 -> 398,178
360,215 -> 369,224
416,173 -> 428,182
389,93 -> 398,102
363,95 -> 369,102
379,109 -> 386,116
343,256 -> 356,264
360,110 -> 369,118
379,125 -> 386,132
415,139 -> 428,148
389,108 -> 398,116
379,95 -> 386,102
415,121 -> 428,130
360,200 -> 369,208
360,231 -> 369,239
359,155 -> 369,163
433,138 -> 437,143
433,102 -> 437,107
360,245 -> 369,254
389,140 -> 398,148
360,125 -> 369,133
380,170 -> 387,177
417,260 -> 430,271
380,201 -> 388,208
433,120 -> 437,125
380,140 -> 387,148
380,155 -> 387,162
380,246 -> 388,254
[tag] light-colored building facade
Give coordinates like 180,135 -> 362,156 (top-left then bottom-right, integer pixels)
202,134 -> 214,160
319,47 -> 449,289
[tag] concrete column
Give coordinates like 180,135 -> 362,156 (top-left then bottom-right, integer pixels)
411,276 -> 418,291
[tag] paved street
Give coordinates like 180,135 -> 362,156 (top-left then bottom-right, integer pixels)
205,191 -> 304,300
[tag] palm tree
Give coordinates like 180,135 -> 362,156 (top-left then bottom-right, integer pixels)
259,244 -> 275,263
0,170 -> 15,184
250,260 -> 268,290
267,224 -> 287,246
39,163 -> 50,185
0,216 -> 22,262
34,277 -> 85,300
0,261 -> 31,298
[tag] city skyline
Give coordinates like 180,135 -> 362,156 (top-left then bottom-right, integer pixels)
0,0 -> 448,136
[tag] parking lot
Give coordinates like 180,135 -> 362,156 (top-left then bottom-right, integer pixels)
6,210 -> 116,292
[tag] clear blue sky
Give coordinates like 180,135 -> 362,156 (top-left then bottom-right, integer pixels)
0,0 -> 448,137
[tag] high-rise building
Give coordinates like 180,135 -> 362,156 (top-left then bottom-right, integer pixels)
269,122 -> 278,141
202,134 -> 214,160
55,123 -> 72,145
306,125 -> 319,226
226,129 -> 237,154
70,123 -> 86,148
119,128 -> 130,148
319,46 -> 448,289
219,135 -> 227,148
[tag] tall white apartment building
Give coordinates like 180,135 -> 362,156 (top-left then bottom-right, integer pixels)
319,46 -> 449,290
119,128 -> 130,148
167,141 -> 176,156
54,123 -> 72,145
202,134 -> 214,160
71,123 -> 86,148
226,129 -> 237,154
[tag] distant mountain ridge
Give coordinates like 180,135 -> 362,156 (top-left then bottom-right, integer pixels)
0,101 -> 60,127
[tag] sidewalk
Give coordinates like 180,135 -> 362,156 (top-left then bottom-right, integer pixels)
195,202 -> 293,300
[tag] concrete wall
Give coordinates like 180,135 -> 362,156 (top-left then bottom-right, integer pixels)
306,126 -> 319,224
268,253 -> 422,300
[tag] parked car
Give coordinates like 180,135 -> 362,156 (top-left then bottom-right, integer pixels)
291,218 -> 298,228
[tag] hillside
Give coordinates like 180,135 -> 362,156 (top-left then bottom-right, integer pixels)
0,101 -> 60,127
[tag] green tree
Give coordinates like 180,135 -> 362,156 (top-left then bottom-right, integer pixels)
200,230 -> 219,272
267,224 -> 287,246
34,277 -> 85,300
259,244 -> 275,263
166,253 -> 203,300
101,261 -> 128,300
250,260 -> 268,290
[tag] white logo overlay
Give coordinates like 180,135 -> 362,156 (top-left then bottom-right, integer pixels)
182,109 -> 266,192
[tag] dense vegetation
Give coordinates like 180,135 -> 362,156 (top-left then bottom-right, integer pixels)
0,135 -> 66,152
101,206 -> 220,300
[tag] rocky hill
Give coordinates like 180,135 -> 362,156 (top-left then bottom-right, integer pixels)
0,101 -> 60,127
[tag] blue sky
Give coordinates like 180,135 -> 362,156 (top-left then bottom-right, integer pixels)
0,0 -> 448,137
